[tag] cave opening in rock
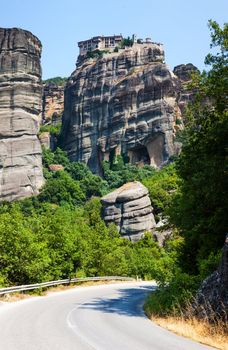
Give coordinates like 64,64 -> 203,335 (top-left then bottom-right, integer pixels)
128,146 -> 150,166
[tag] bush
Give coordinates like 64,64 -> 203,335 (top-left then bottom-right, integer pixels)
40,123 -> 61,137
144,272 -> 200,316
39,171 -> 85,207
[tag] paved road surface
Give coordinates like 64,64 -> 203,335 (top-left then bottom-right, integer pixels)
0,281 -> 214,350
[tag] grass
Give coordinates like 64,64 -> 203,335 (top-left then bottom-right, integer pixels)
151,315 -> 228,350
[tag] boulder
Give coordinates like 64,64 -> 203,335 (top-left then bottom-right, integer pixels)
101,181 -> 156,241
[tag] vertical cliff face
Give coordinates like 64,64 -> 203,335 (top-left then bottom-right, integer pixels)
173,63 -> 199,114
42,82 -> 64,123
61,43 -> 182,174
0,28 -> 44,201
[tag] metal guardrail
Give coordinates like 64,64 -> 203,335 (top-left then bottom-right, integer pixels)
0,276 -> 135,295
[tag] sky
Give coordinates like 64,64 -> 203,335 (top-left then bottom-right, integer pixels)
1,0 -> 227,79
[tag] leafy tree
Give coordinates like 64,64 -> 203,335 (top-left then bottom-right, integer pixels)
102,155 -> 156,189
170,20 -> 228,274
120,37 -> 134,48
39,171 -> 85,207
143,163 -> 179,214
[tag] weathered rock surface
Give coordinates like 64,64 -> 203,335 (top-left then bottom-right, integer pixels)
48,164 -> 64,172
0,28 -> 44,201
42,82 -> 64,123
101,181 -> 156,241
61,43 -> 183,174
152,215 -> 172,246
173,63 -> 199,114
191,235 -> 228,321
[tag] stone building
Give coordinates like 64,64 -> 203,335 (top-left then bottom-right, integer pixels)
78,35 -> 123,55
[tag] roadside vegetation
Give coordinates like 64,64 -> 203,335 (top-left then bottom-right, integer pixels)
144,20 -> 228,349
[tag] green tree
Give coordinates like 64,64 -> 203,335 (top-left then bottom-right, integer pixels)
170,20 -> 228,274
39,171 -> 85,207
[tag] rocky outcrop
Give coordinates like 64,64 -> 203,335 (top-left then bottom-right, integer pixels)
101,181 -> 156,241
173,63 -> 199,114
61,43 -> 182,174
0,28 -> 44,201
152,216 -> 172,246
191,235 -> 228,321
42,82 -> 64,123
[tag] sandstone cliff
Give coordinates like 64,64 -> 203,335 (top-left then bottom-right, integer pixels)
60,43 -> 182,174
101,181 -> 156,241
173,63 -> 199,114
0,28 -> 44,201
42,82 -> 64,123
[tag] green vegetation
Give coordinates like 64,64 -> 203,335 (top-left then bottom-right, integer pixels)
39,122 -> 61,137
120,37 -> 134,48
86,49 -> 110,59
102,155 -> 156,189
0,144 -> 181,287
145,20 -> 228,317
43,76 -> 67,86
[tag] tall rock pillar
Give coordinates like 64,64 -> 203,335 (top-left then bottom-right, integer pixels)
0,28 -> 44,201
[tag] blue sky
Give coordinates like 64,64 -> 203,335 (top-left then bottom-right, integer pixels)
1,0 -> 227,79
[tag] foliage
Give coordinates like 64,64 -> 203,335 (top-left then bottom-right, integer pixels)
169,21 -> 228,274
39,171 -> 85,207
87,49 -> 110,59
142,163 -> 180,214
144,20 -> 228,319
40,123 -> 61,137
42,76 -> 67,86
120,37 -> 134,48
102,155 -> 156,189
0,197 -> 180,286
144,271 -> 200,316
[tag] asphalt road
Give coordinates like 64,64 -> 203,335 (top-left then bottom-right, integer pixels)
0,281 -> 214,350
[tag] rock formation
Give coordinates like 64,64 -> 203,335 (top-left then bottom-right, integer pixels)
0,28 -> 44,201
42,82 -> 64,123
101,181 -> 156,241
61,43 -> 183,174
152,215 -> 172,246
191,235 -> 228,321
173,63 -> 199,114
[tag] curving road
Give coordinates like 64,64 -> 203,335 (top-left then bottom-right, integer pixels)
0,281 -> 214,350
